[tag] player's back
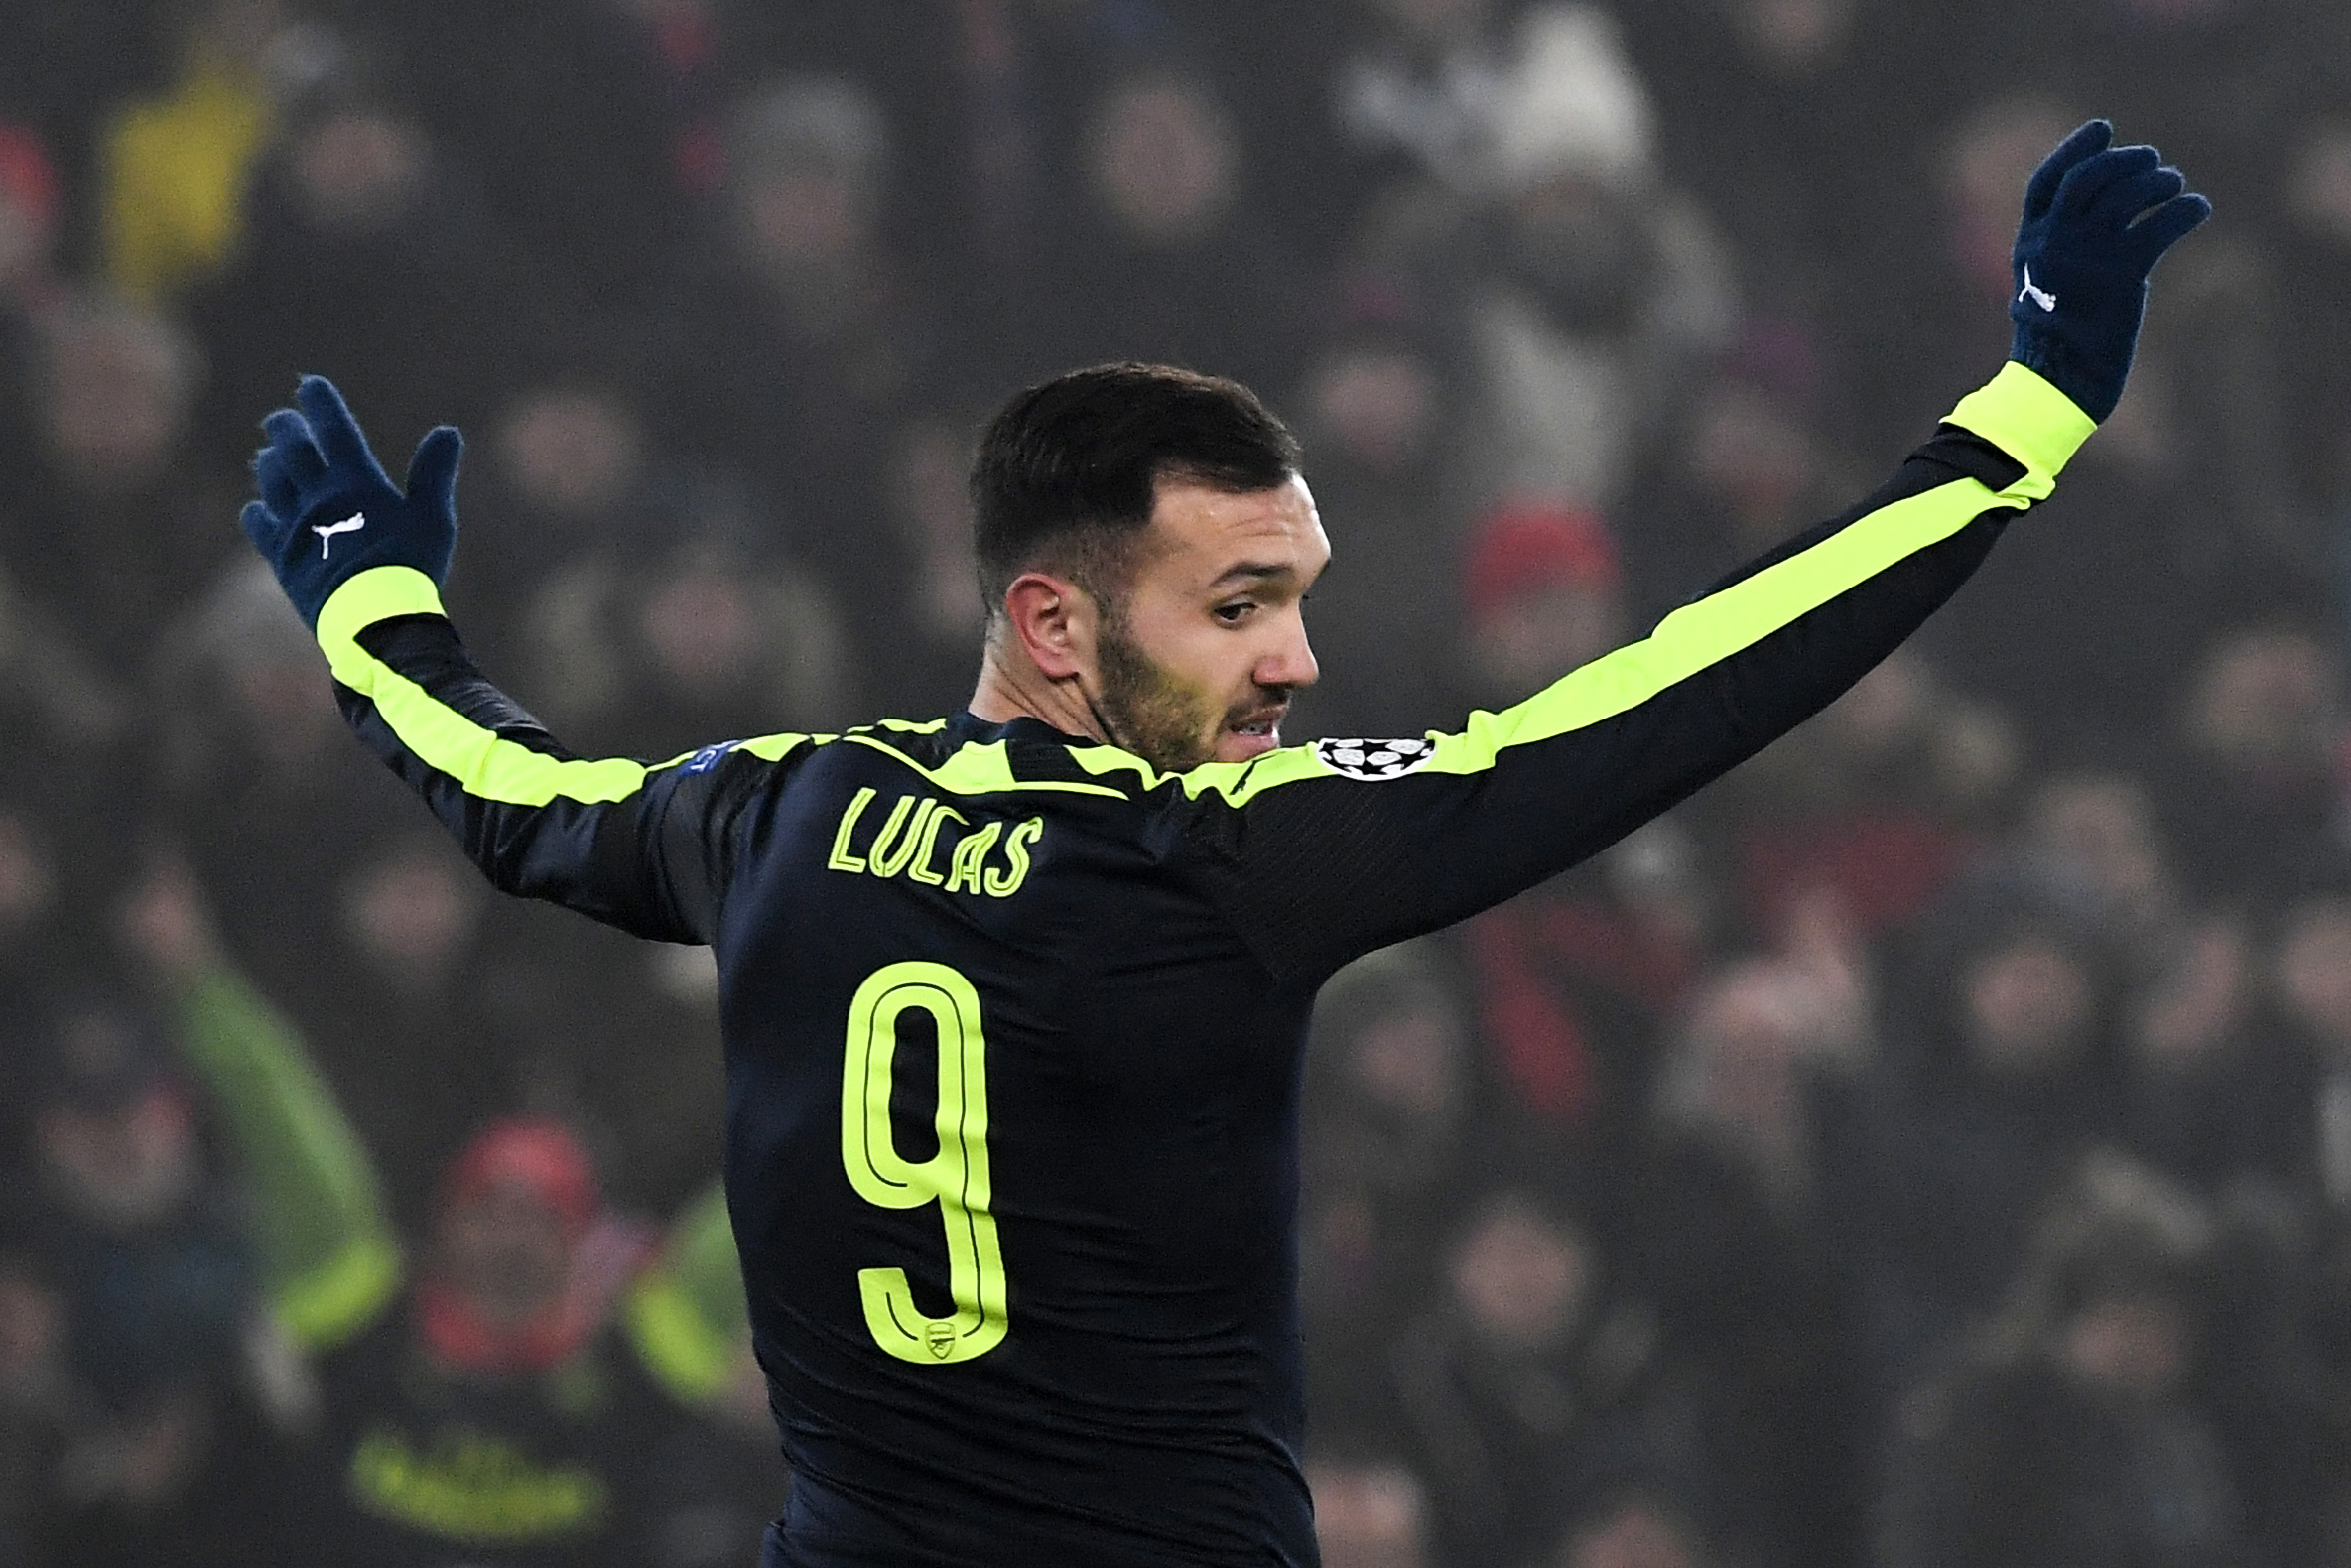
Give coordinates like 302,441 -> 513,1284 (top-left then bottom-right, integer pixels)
296,362 -> 2088,1564
718,711 -> 1322,1567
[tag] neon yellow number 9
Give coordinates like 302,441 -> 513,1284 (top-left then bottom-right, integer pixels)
840,962 -> 1008,1365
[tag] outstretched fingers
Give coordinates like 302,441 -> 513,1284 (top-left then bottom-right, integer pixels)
260,409 -> 327,482
2129,192 -> 2214,264
295,375 -> 390,483
2082,163 -> 2186,227
239,499 -> 286,555
2051,143 -> 2162,224
403,426 -> 464,516
2023,119 -> 2114,223
254,449 -> 304,519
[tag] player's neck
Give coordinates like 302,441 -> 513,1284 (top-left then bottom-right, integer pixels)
968,651 -> 1112,746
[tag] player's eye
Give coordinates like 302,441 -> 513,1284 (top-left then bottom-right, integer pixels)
1213,600 -> 1256,625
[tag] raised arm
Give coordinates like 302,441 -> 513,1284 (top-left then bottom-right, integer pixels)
239,378 -> 802,943
1181,372 -> 2073,976
1172,123 -> 2209,980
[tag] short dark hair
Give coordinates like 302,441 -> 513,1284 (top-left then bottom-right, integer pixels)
969,363 -> 1301,613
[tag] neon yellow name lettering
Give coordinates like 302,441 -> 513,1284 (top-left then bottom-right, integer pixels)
983,818 -> 1044,898
944,821 -> 1001,896
827,788 -> 877,872
907,804 -> 966,887
830,794 -> 1043,898
864,796 -> 927,878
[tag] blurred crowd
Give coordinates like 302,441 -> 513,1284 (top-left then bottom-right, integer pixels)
5,0 -> 2351,1564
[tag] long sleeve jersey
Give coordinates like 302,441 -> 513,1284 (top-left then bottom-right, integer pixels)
308,365 -> 2096,1566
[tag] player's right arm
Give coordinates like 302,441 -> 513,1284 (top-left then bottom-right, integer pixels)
239,378 -> 800,944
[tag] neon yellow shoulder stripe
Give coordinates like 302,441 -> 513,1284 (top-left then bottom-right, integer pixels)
1074,364 -> 2090,808
844,732 -> 1128,799
315,568 -> 810,806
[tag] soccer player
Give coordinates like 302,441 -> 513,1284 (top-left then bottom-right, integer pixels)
234,122 -> 2205,1566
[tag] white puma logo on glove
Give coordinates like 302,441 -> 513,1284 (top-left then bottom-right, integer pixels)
2018,266 -> 2057,313
313,513 -> 366,558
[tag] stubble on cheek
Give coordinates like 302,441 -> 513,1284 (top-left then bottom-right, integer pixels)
1096,615 -> 1221,773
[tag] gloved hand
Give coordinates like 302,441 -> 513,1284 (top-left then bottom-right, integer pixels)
240,376 -> 463,628
2009,119 -> 2211,424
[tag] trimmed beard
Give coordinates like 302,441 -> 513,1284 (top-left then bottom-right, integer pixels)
1094,605 -> 1224,773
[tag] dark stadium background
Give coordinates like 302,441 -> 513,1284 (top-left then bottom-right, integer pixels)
4,0 -> 2351,1563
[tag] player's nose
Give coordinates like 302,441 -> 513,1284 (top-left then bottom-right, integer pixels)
1258,621 -> 1319,692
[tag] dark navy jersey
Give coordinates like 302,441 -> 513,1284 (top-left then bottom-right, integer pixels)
309,368 -> 2094,1565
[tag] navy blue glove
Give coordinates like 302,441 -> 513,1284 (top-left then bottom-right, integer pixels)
2009,119 -> 2211,424
240,376 -> 463,629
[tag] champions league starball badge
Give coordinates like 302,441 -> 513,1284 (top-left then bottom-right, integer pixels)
1312,736 -> 1439,781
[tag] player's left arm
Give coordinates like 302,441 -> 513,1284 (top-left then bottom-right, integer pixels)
1191,122 -> 2208,980
1195,382 -> 2069,977
239,378 -> 800,944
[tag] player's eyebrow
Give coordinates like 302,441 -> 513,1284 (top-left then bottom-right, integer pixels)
1209,562 -> 1297,590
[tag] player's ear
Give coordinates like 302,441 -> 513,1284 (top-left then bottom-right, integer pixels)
1001,571 -> 1093,682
